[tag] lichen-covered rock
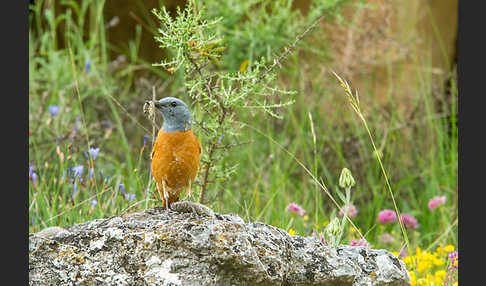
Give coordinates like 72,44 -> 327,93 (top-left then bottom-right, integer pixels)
29,204 -> 410,286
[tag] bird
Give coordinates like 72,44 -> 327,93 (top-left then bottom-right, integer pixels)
147,97 -> 202,208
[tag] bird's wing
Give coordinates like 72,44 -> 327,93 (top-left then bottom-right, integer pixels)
197,139 -> 202,155
151,142 -> 157,159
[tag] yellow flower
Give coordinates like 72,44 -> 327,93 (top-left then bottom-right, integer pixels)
403,246 -> 456,286
415,247 -> 422,255
417,260 -> 431,274
403,255 -> 412,266
391,251 -> 400,258
288,228 -> 296,236
409,271 -> 416,286
303,215 -> 309,221
425,273 -> 435,283
444,244 -> 455,253
436,243 -> 444,254
433,257 -> 445,266
416,277 -> 427,285
434,270 -> 446,284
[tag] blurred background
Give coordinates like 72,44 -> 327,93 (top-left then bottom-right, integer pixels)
29,0 -> 457,269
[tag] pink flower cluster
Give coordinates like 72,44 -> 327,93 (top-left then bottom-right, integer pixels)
350,238 -> 370,248
338,203 -> 358,218
377,209 -> 418,229
311,232 -> 328,246
400,213 -> 418,229
286,203 -> 306,216
377,209 -> 397,223
428,195 -> 447,210
444,251 -> 458,286
378,233 -> 394,244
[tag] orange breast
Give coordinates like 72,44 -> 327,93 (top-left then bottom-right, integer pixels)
151,129 -> 202,194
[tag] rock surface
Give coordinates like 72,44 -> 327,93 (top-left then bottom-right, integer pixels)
29,203 -> 410,286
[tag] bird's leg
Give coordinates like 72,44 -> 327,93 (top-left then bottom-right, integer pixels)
162,180 -> 170,209
156,182 -> 164,202
184,181 -> 192,201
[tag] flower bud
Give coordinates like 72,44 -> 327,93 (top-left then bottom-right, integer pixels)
325,217 -> 341,237
339,167 -> 355,189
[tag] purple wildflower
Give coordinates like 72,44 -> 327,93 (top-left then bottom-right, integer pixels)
72,116 -> 81,134
126,193 -> 136,202
88,147 -> 100,160
71,165 -> 84,177
400,213 -> 418,229
377,209 -> 397,223
29,162 -> 34,179
311,232 -> 328,246
319,233 -> 327,245
71,117 -> 80,143
101,120 -> 111,128
143,135 -> 149,147
32,172 -> 38,185
91,199 -> 98,207
72,182 -> 78,196
286,203 -> 306,216
84,59 -> 91,73
89,168 -> 94,180
218,134 -> 225,143
448,250 -> 458,260
48,105 -> 59,117
32,215 -> 35,227
444,250 -> 458,285
120,184 -> 126,196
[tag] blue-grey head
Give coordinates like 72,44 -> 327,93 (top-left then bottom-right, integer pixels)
148,97 -> 192,133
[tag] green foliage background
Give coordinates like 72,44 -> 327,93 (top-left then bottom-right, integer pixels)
29,0 -> 457,259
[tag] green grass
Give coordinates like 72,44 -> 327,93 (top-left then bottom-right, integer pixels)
29,0 -> 457,266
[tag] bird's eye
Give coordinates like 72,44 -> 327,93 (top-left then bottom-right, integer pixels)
171,102 -> 177,107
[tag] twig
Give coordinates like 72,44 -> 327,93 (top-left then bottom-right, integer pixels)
146,86 -> 158,205
257,15 -> 325,84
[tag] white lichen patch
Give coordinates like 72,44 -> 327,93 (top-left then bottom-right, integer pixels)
144,258 -> 181,286
105,227 -> 124,240
109,273 -> 132,286
89,236 -> 107,251
146,255 -> 162,267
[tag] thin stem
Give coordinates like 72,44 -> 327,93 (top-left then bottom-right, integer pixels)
332,71 -> 414,269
